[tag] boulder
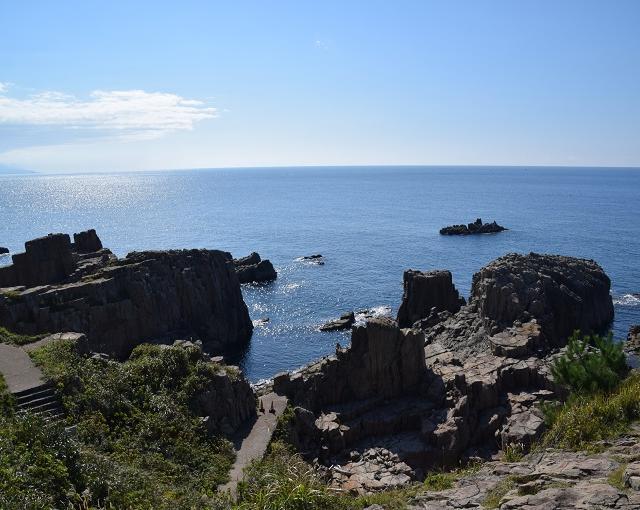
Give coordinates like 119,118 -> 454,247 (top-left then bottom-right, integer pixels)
471,253 -> 614,347
397,270 -> 465,328
439,218 -> 507,235
320,312 -> 355,331
234,252 -> 277,283
73,229 -> 103,253
0,246 -> 253,357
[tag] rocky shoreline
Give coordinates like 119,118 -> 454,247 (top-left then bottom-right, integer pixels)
2,230 -> 638,507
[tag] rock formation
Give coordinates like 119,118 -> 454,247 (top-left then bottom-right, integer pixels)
73,228 -> 103,253
233,252 -> 277,284
397,270 -> 465,328
471,253 -> 614,347
320,312 -> 355,331
298,254 -> 325,265
627,325 -> 640,352
0,230 -> 253,357
0,247 -> 9,255
439,218 -> 507,235
269,252 -> 615,493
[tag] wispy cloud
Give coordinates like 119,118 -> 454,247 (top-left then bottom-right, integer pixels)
0,82 -> 9,94
0,87 -> 217,140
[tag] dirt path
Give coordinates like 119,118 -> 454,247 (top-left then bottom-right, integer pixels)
220,392 -> 289,497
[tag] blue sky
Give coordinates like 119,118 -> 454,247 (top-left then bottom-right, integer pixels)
0,0 -> 639,172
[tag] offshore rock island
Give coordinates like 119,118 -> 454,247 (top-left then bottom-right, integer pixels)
440,218 -> 507,235
1,229 -> 638,509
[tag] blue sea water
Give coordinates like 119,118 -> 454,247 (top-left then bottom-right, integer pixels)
1,166 -> 639,382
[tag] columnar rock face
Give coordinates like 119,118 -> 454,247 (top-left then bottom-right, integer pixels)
0,233 -> 75,287
397,270 -> 465,328
0,232 -> 254,357
274,318 -> 426,411
471,253 -> 614,347
73,229 -> 103,253
233,252 -> 277,284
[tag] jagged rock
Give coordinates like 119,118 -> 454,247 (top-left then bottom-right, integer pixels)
73,229 -> 103,253
274,318 -> 426,411
439,218 -> 507,235
0,233 -> 75,287
471,253 -> 614,348
0,243 -> 253,357
298,254 -> 325,265
397,270 -> 465,328
627,325 -> 640,352
234,252 -> 277,283
320,312 -> 355,331
0,247 -> 8,255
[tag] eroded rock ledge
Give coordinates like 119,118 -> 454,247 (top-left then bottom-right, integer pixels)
271,252 -> 614,493
0,230 -> 254,357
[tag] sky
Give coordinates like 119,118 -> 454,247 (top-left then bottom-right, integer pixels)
0,0 -> 639,173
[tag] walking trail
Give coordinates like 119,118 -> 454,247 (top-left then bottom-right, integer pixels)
0,342 -> 46,393
221,392 -> 289,497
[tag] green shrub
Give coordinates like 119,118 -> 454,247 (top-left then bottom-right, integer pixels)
0,373 -> 14,417
543,372 -> 640,450
0,326 -> 47,346
551,331 -> 627,395
26,339 -> 236,509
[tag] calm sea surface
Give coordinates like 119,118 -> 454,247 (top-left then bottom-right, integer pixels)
1,166 -> 639,381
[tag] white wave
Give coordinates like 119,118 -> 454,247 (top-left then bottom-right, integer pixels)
354,305 -> 393,325
613,293 -> 640,306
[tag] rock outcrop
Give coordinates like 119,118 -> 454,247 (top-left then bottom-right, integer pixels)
0,231 -> 253,357
0,233 -> 75,287
0,247 -> 9,255
274,318 -> 426,411
439,218 -> 507,235
627,325 -> 640,352
73,229 -> 103,253
397,270 -> 465,328
320,312 -> 355,331
234,252 -> 277,284
471,253 -> 614,348
270,252 -> 616,493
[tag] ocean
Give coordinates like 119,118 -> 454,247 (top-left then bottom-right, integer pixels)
1,166 -> 639,382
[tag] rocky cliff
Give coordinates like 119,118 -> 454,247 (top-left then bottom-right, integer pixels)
0,231 -> 253,357
271,252 -> 615,493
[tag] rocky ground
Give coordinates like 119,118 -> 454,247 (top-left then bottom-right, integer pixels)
405,423 -> 640,509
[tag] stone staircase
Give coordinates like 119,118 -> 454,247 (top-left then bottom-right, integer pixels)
14,382 -> 64,422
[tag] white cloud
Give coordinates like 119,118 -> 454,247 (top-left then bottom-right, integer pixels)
0,88 -> 217,140
0,82 -> 9,94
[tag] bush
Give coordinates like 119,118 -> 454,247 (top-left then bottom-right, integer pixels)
25,339 -> 236,509
0,326 -> 47,346
551,331 -> 627,395
543,372 -> 640,450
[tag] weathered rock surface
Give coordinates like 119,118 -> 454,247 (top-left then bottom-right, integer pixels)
408,424 -> 640,509
471,253 -> 614,347
274,318 -> 426,411
0,233 -> 75,287
397,270 -> 465,328
320,312 -> 355,331
234,252 -> 277,284
0,231 -> 253,357
439,218 -> 507,235
627,325 -> 640,352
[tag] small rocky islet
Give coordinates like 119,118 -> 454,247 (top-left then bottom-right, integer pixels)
440,217 -> 507,235
1,228 -> 639,508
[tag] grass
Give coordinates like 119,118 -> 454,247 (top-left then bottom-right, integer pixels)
607,464 -> 627,491
0,290 -> 22,302
543,371 -> 640,450
483,476 -> 517,509
502,442 -> 526,462
0,326 -> 47,346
